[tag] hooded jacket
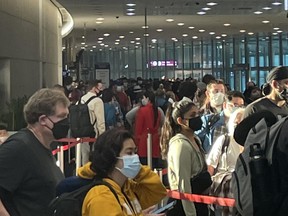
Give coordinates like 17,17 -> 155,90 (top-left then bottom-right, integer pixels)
78,163 -> 167,216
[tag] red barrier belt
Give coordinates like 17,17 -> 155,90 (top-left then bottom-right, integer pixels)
167,190 -> 235,207
51,138 -> 96,155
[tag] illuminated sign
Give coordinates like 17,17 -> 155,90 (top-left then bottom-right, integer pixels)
150,60 -> 177,67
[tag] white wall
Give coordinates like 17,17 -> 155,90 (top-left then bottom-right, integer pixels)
0,0 -> 62,109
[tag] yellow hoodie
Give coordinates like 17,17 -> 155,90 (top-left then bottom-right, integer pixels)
78,162 -> 167,216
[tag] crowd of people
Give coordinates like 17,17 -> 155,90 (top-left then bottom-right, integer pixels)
1,66 -> 288,215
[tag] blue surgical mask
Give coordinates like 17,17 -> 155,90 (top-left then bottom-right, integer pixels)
116,154 -> 141,179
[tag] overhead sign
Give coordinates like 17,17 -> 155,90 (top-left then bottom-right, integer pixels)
150,60 -> 177,67
95,63 -> 110,88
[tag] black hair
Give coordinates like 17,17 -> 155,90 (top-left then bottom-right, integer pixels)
91,129 -> 134,178
178,81 -> 197,100
143,91 -> 159,126
226,91 -> 245,102
102,88 -> 114,103
202,74 -> 216,85
87,79 -> 102,91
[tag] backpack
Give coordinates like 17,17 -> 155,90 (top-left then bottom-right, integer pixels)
48,178 -> 121,216
69,96 -> 97,138
232,113 -> 288,216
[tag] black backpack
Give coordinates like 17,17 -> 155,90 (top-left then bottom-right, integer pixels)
69,96 -> 97,138
48,178 -> 121,216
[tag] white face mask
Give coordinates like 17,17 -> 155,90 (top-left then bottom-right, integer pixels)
116,154 -> 141,179
116,86 -> 122,92
141,98 -> 149,106
211,92 -> 225,106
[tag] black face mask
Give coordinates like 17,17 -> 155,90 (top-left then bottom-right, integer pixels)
47,117 -> 70,140
188,116 -> 203,132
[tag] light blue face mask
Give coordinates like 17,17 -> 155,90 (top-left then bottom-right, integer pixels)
116,154 -> 141,179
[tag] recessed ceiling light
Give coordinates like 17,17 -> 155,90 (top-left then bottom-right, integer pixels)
221,34 -> 227,37
215,36 -> 221,39
209,32 -> 215,35
115,42 -> 119,45
202,7 -> 211,10
90,49 -> 93,52
103,33 -> 110,37
144,33 -> 149,37
272,2 -> 282,5
127,8 -> 135,11
100,43 -> 105,46
136,42 -> 141,45
115,39 -> 120,42
129,31 -> 134,34
130,41 -> 135,43
135,38 -> 141,40
119,35 -> 125,38
182,34 -> 188,37
98,37 -> 104,40
81,42 -> 85,45
188,26 -> 195,29
240,29 -> 246,33
127,12 -> 135,16
224,23 -> 231,26
171,37 -> 177,40
197,11 -> 206,15
92,45 -> 96,48
192,36 -> 198,39
96,21 -> 103,24
263,7 -> 272,10
126,3 -> 136,6
262,20 -> 270,23
207,2 -> 217,6
142,25 -> 149,29
277,30 -> 283,33
156,29 -> 163,32
82,35 -> 85,39
254,11 -> 263,14
152,39 -> 157,43
273,32 -> 278,35
97,41 -> 102,43
248,32 -> 254,35
273,27 -> 280,30
199,29 -> 205,32
104,45 -> 108,47
177,23 -> 185,26
96,18 -> 104,21
166,18 -> 174,22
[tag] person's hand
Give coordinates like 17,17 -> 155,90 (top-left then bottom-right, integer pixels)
142,205 -> 165,216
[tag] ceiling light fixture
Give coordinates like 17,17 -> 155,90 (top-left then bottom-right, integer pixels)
182,34 -> 188,37
248,32 -> 254,35
130,41 -> 135,43
115,42 -> 119,45
136,42 -> 141,45
156,29 -> 163,32
202,7 -> 211,11
221,34 -> 227,37
96,21 -> 103,24
119,36 -> 125,38
126,3 -> 136,6
240,29 -> 246,33
263,7 -> 272,10
207,2 -> 217,6
135,38 -> 141,40
224,23 -> 231,26
254,11 -> 263,14
215,36 -> 221,39
188,26 -> 195,29
273,27 -> 280,30
97,41 -> 102,43
96,18 -> 104,21
142,25 -> 149,29
262,20 -> 270,23
127,12 -> 135,16
277,30 -> 283,33
98,37 -> 104,40
129,31 -> 134,34
115,39 -> 120,42
127,8 -> 135,11
273,32 -> 278,35
192,36 -> 198,39
177,23 -> 185,26
209,32 -> 215,35
166,18 -> 174,22
92,45 -> 96,48
199,29 -> 205,32
152,39 -> 157,43
272,1 -> 282,5
104,45 -> 108,47
144,33 -> 149,37
197,11 -> 206,15
103,33 -> 110,37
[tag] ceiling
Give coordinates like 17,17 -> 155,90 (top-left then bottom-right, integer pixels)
57,0 -> 288,50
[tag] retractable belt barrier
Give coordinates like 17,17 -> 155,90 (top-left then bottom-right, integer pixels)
52,138 -> 96,172
160,168 -> 235,207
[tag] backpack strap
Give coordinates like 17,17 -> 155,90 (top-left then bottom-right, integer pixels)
206,113 -> 220,133
221,133 -> 230,154
92,179 -> 122,209
85,96 -> 98,105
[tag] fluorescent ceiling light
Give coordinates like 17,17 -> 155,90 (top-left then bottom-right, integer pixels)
240,29 -> 246,32
115,39 -> 120,42
177,23 -> 185,26
224,23 -> 231,26
272,2 -> 282,5
182,34 -> 188,37
273,27 -> 280,30
192,36 -> 198,39
100,43 -> 105,46
130,41 -> 135,43
188,26 -> 195,29
98,37 -> 104,40
126,3 -> 136,6
156,29 -> 163,32
135,38 -> 141,40
254,11 -> 263,14
103,33 -> 110,37
215,36 -> 221,39
96,18 -> 104,21
248,32 -> 254,35
119,36 -> 125,38
262,20 -> 270,23
199,29 -> 205,32
221,34 -> 227,37
263,7 -> 272,10
115,42 -> 119,45
277,30 -> 283,33
209,32 -> 215,35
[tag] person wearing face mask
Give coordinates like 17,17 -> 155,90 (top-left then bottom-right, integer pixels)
206,108 -> 245,216
134,91 -> 163,168
79,128 -> 167,216
200,79 -> 227,115
0,88 -> 70,216
196,91 -> 245,153
80,79 -> 106,165
244,66 -> 288,120
160,98 -> 212,216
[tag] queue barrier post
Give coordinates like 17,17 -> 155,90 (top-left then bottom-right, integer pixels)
147,131 -> 152,169
57,145 -> 64,173
76,138 -> 82,174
